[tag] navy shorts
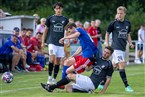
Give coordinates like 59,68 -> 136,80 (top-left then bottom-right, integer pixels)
0,53 -> 13,61
137,44 -> 143,51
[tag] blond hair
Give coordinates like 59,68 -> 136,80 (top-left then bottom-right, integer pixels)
117,6 -> 127,13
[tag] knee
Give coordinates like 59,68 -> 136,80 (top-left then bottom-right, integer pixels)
67,73 -> 73,79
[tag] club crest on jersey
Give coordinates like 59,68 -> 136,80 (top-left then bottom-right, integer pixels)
126,26 -> 128,29
62,21 -> 65,24
101,65 -> 105,68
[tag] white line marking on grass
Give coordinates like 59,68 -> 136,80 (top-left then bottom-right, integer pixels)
128,72 -> 145,76
0,86 -> 40,94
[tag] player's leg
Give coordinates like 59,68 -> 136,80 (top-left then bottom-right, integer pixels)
116,50 -> 134,92
41,73 -> 74,92
62,57 -> 76,79
52,46 -> 65,84
47,44 -> 56,84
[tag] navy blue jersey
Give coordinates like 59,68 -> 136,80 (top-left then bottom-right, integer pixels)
106,19 -> 131,51
89,56 -> 113,89
76,28 -> 98,58
45,15 -> 69,46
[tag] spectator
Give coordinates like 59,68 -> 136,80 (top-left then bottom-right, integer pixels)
87,20 -> 98,47
136,24 -> 145,63
0,35 -> 21,72
83,21 -> 90,31
36,18 -> 46,34
95,19 -> 102,57
19,28 -> 27,44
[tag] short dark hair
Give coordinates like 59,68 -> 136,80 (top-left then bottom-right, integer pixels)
36,32 -> 43,35
105,46 -> 114,54
26,28 -> 33,32
22,28 -> 27,31
53,2 -> 63,9
65,23 -> 77,30
13,27 -> 20,32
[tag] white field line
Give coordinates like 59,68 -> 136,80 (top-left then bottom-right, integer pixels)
127,72 -> 145,76
0,86 -> 40,94
0,72 -> 144,94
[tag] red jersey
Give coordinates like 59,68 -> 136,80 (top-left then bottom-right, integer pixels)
87,26 -> 98,46
23,36 -> 31,47
27,37 -> 41,52
19,36 -> 25,45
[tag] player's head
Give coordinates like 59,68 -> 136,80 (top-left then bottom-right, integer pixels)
102,46 -> 114,59
36,32 -> 43,40
65,23 -> 77,34
13,27 -> 20,36
11,35 -> 18,43
95,19 -> 101,27
116,6 -> 127,21
26,28 -> 33,37
53,2 -> 63,16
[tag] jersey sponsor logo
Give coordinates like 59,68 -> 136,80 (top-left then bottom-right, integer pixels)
116,26 -> 120,28
53,23 -> 64,32
118,29 -> 128,39
93,65 -> 102,75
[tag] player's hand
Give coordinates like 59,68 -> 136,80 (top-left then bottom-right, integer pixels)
41,43 -> 45,48
129,43 -> 134,49
59,38 -> 65,44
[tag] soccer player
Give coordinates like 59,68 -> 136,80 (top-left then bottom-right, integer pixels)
60,23 -> 98,79
0,35 -> 21,72
41,2 -> 69,84
105,6 -> 134,92
41,46 -> 114,94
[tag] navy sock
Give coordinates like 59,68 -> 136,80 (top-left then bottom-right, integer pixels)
48,62 -> 54,76
119,69 -> 129,87
53,65 -> 59,79
62,65 -> 69,79
50,77 -> 70,90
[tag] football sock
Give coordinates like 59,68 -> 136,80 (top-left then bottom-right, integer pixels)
50,77 -> 71,90
48,62 -> 54,76
119,69 -> 129,87
53,65 -> 59,79
62,65 -> 69,79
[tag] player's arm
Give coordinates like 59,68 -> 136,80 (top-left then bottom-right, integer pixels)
127,33 -> 134,48
85,65 -> 93,71
100,76 -> 112,94
92,33 -> 102,38
41,26 -> 48,48
105,32 -> 110,46
71,46 -> 82,57
11,46 -> 20,53
59,31 -> 80,44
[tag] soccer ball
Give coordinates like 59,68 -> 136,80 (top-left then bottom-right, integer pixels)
1,72 -> 13,83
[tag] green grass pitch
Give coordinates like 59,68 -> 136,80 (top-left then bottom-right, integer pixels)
0,64 -> 145,97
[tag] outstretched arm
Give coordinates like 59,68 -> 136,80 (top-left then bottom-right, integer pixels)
59,31 -> 80,44
100,76 -> 112,94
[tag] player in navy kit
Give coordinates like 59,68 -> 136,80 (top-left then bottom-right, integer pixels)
41,2 -> 69,84
105,6 -> 134,92
41,46 -> 114,94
